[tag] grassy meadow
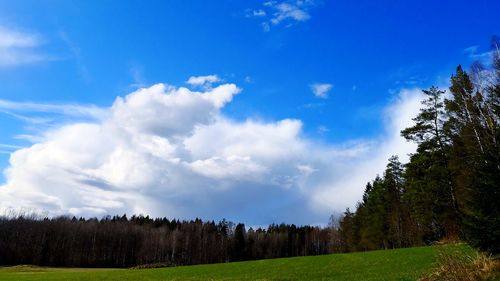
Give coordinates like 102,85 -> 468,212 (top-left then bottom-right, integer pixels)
0,245 -> 470,281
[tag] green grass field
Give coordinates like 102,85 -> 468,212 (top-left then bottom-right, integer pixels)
0,245 -> 468,281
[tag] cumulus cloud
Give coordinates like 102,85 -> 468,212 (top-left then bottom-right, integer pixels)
310,88 -> 422,211
0,82 -> 423,225
310,83 -> 332,98
0,26 -> 50,66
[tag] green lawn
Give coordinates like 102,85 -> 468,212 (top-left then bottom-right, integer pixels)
0,245 -> 467,281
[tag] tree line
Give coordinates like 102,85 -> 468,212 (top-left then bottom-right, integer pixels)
331,38 -> 500,255
0,213 -> 330,267
1,38 -> 498,268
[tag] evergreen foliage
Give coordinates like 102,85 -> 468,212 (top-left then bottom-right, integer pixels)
337,38 -> 500,255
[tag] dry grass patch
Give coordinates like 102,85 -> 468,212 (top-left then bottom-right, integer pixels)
421,245 -> 500,281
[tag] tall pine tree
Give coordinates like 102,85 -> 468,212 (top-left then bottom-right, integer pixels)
401,87 -> 460,240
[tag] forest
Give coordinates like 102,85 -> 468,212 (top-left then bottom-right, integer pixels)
0,38 -> 498,268
332,38 -> 500,256
0,214 -> 330,267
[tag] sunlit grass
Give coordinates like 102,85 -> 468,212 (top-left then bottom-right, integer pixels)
0,245 -> 467,281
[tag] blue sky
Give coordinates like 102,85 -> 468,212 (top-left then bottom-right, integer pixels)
0,1 -> 499,225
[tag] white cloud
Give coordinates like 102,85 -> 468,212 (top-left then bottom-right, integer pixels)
0,26 -> 49,66
191,156 -> 267,181
317,125 -> 329,134
13,134 -> 45,143
0,28 -> 38,48
186,75 -> 221,87
129,66 -> 146,89
253,10 -> 267,17
0,144 -> 23,149
0,144 -> 24,154
297,102 -> 324,110
59,31 -> 90,82
310,83 -> 332,98
264,1 -> 277,7
0,99 -> 108,120
248,1 -> 316,32
311,88 -> 422,211
463,45 -> 494,65
262,22 -> 271,32
270,2 -> 311,25
0,82 -> 422,225
244,76 -> 253,83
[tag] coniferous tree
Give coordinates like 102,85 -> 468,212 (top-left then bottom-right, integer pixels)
383,156 -> 407,248
401,87 -> 461,240
446,39 -> 500,254
233,223 -> 246,260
